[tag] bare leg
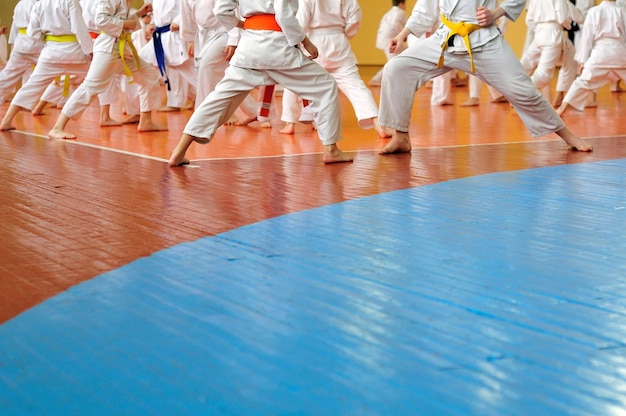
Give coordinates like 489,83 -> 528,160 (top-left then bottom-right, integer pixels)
552,91 -> 565,108
379,129 -> 412,155
1,104 -> 28,131
555,126 -> 592,152
137,111 -> 167,132
279,122 -> 295,134
323,143 -> 353,164
168,133 -> 197,166
48,113 -> 76,139
32,100 -> 50,116
556,102 -> 570,117
100,104 -> 122,126
461,97 -> 480,107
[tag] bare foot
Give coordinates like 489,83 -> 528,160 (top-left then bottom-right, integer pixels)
375,124 -> 392,138
122,114 -> 140,124
100,117 -> 122,127
225,115 -> 239,125
0,122 -> 16,131
564,137 -> 593,152
433,100 -> 453,106
158,106 -> 180,112
279,122 -> 295,134
379,131 -> 412,154
491,96 -> 508,103
137,122 -> 167,132
323,144 -> 354,164
48,128 -> 76,140
235,116 -> 257,126
168,155 -> 190,167
556,103 -> 568,117
168,139 -> 191,167
368,79 -> 381,87
259,121 -> 271,128
557,127 -> 593,152
460,97 -> 480,107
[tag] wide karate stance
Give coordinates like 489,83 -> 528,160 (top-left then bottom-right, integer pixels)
168,0 -> 353,165
378,0 -> 593,154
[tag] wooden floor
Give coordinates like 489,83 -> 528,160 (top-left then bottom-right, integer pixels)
2,67 -> 626,414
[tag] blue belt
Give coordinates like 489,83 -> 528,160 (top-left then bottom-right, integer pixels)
153,24 -> 171,90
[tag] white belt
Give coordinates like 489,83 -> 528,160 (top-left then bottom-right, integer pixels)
308,27 -> 344,36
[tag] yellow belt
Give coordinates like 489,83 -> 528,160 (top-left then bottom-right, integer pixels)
439,14 -> 482,73
18,28 -> 27,35
45,34 -> 78,96
45,34 -> 78,43
119,32 -> 141,84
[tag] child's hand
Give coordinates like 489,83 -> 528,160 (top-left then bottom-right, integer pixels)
389,36 -> 403,54
476,7 -> 497,27
301,36 -> 318,59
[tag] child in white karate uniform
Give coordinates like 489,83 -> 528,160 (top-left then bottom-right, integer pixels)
168,0 -> 353,165
557,0 -> 626,116
369,0 -> 407,87
278,0 -> 388,137
378,0 -> 592,154
47,0 -> 165,140
1,0 -> 93,131
0,0 -> 44,103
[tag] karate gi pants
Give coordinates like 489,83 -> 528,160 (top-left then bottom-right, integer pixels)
379,35 -> 565,138
185,60 -> 342,146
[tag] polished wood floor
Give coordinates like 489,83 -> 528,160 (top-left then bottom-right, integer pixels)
1,66 -> 626,324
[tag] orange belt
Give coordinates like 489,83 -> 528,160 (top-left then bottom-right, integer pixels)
243,14 -> 282,31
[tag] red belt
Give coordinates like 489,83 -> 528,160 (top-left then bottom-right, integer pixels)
243,14 -> 282,31
89,31 -> 99,39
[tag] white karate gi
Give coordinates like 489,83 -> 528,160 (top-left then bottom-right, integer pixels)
60,0 -> 162,119
77,0 -> 129,111
141,0 -> 197,108
281,0 -> 378,128
562,1 -> 626,111
8,0 -> 93,112
0,0 -> 44,102
379,0 -> 566,138
407,6 -> 452,107
467,17 -> 508,101
522,1 -> 583,97
184,0 -> 343,146
370,5 -> 407,85
522,0 -> 572,90
570,0 -> 594,46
